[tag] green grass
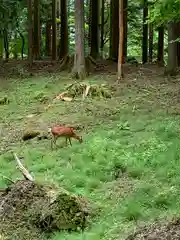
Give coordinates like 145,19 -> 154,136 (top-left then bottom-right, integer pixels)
1,73 -> 180,239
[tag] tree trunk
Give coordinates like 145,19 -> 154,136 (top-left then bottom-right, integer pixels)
90,0 -> 99,58
175,22 -> 180,66
45,22 -> 52,56
123,0 -> 128,63
0,31 -> 3,60
88,0 -> 92,52
73,0 -> 86,79
33,0 -> 41,60
157,26 -> 164,64
166,22 -> 177,75
52,0 -> 57,60
13,31 -> 18,59
57,0 -> 60,38
28,0 -> 33,67
59,0 -> 68,59
118,0 -> 124,80
142,0 -> 148,64
3,29 -> 9,61
148,23 -> 153,62
110,0 -> 119,61
100,0 -> 105,57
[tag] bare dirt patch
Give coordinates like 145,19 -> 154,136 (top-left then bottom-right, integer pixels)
126,218 -> 180,240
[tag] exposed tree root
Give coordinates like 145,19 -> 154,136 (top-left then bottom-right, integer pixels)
59,55 -> 70,71
58,55 -> 101,76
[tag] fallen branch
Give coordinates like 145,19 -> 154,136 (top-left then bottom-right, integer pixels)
0,174 -> 15,184
13,153 -> 34,181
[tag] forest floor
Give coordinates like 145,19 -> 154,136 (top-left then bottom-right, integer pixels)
1,62 -> 180,239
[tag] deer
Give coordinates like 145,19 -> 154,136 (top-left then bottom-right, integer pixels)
48,125 -> 83,148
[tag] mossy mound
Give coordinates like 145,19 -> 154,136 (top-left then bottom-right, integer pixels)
126,218 -> 180,240
0,180 -> 90,240
22,130 -> 41,141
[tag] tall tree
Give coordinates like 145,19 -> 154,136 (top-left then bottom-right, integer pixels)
118,0 -> 124,80
59,0 -> 68,59
100,0 -> 105,57
157,26 -> 164,64
142,0 -> 148,64
73,0 -> 86,79
33,0 -> 41,60
166,22 -> 177,75
52,0 -> 57,60
110,0 -> 119,61
3,29 -> 9,61
175,22 -> 180,66
28,0 -> 33,67
89,0 -> 99,58
0,31 -> 3,60
123,0 -> 128,62
148,23 -> 153,62
45,21 -> 52,56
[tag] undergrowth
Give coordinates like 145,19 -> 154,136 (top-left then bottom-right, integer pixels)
1,73 -> 180,239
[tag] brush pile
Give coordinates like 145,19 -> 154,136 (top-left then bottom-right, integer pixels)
65,82 -> 112,99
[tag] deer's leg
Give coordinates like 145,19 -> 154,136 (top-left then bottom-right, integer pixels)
51,136 -> 58,149
68,138 -> 72,146
65,137 -> 68,146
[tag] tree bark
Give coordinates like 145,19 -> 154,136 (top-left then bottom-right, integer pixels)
118,0 -> 124,80
33,0 -> 41,60
59,0 -> 68,59
3,29 -> 9,61
52,0 -> 57,60
45,22 -> 52,56
0,31 -> 3,60
148,23 -> 153,62
28,0 -> 33,67
157,26 -> 164,64
73,0 -> 86,79
142,0 -> 148,64
175,22 -> 180,66
110,0 -> 119,61
123,0 -> 128,62
166,22 -> 177,75
100,0 -> 104,57
90,0 -> 99,58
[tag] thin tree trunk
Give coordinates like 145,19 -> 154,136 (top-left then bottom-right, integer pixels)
59,0 -> 68,59
175,22 -> 180,66
142,0 -> 148,64
100,0 -> 105,57
148,23 -> 153,62
28,0 -> 33,67
45,22 -> 52,56
123,0 -> 127,62
110,0 -> 119,61
3,29 -> 9,61
157,26 -> 164,64
33,0 -> 41,60
166,22 -> 177,75
73,0 -> 86,79
13,31 -> 18,59
52,0 -> 57,60
118,0 -> 124,80
88,0 -> 92,52
0,30 -> 3,60
90,0 -> 99,58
